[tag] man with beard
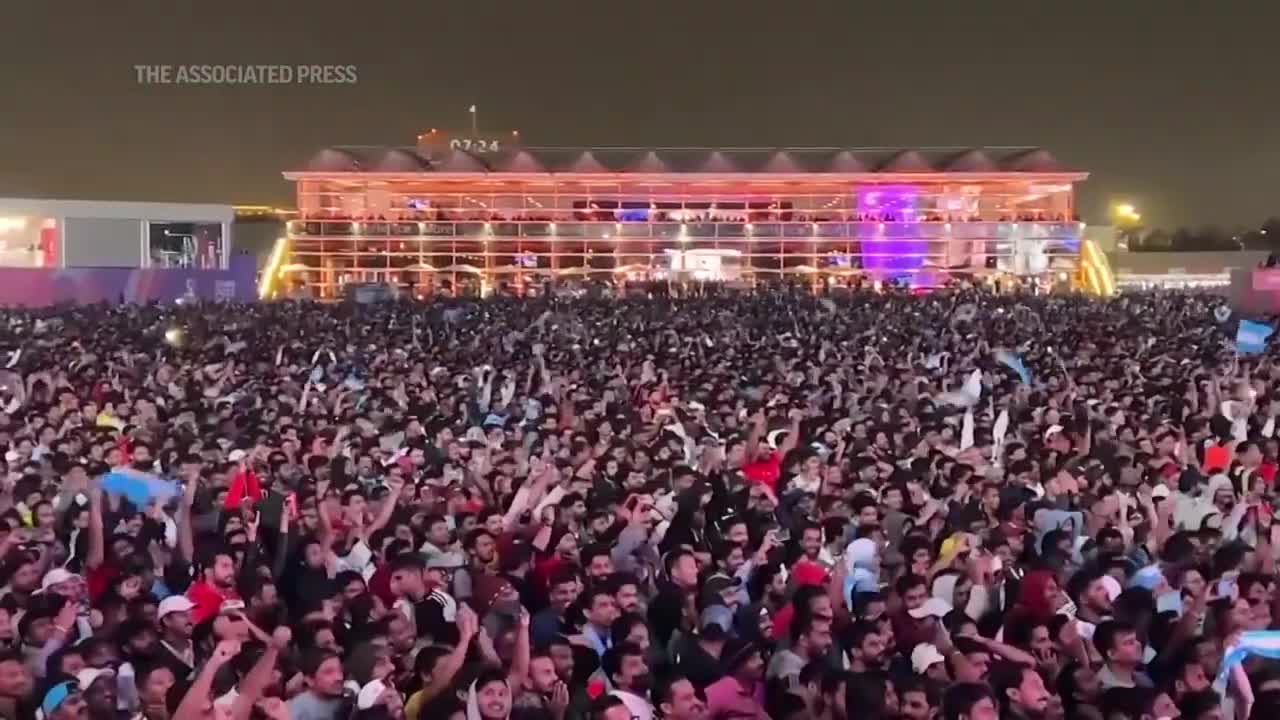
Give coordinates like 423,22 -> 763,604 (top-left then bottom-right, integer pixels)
1065,570 -> 1114,625
767,614 -> 833,683
897,675 -> 939,720
991,662 -> 1051,720
155,596 -> 196,681
654,676 -> 707,720
512,653 -> 568,720
602,642 -> 653,720
454,528 -> 500,603
606,574 -> 645,616
289,650 -> 347,720
185,546 -> 239,626
843,621 -> 886,673
114,620 -> 160,715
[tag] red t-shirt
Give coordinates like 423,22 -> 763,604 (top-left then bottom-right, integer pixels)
1260,462 -> 1278,486
87,564 -> 119,605
187,581 -> 239,625
1204,444 -> 1231,473
742,453 -> 782,493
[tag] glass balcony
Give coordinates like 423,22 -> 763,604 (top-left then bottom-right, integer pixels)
287,219 -> 1084,243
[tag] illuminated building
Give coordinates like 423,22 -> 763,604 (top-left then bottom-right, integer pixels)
277,137 -> 1087,298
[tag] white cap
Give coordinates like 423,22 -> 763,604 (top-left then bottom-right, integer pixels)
1100,575 -> 1123,602
218,599 -> 247,615
357,680 -> 388,710
157,595 -> 196,620
907,597 -> 953,620
75,668 -> 116,691
40,569 -> 78,593
227,449 -> 248,463
1151,485 -> 1171,500
911,643 -> 946,674
1044,425 -> 1065,441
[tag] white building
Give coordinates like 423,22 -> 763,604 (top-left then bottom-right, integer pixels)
0,198 -> 234,269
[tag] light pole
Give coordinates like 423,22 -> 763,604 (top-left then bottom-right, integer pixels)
1111,203 -> 1142,250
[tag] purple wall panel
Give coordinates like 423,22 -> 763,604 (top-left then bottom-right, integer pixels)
0,261 -> 256,306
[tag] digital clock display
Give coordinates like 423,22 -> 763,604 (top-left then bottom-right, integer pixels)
449,138 -> 502,153
418,130 -> 518,155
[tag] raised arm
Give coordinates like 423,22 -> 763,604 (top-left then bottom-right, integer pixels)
418,606 -> 478,706
778,409 -> 803,457
229,629 -> 289,720
86,485 -> 105,570
363,477 -> 404,539
507,608 -> 531,693
175,641 -> 239,720
176,473 -> 198,564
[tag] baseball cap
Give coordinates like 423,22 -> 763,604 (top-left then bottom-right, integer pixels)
720,636 -> 763,673
227,449 -> 248,463
700,574 -> 740,605
158,596 -> 196,620
357,680 -> 389,710
39,569 -> 79,593
75,668 -> 116,691
700,604 -> 734,635
907,597 -> 953,620
791,560 -> 829,588
218,599 -> 247,615
911,643 -> 946,674
40,681 -> 79,719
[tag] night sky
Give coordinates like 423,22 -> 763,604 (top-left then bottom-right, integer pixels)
2,1 -> 1277,230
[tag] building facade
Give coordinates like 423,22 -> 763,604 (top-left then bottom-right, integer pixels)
278,143 -> 1088,298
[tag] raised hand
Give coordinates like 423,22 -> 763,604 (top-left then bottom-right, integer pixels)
456,603 -> 479,640
210,640 -> 241,666
271,626 -> 293,650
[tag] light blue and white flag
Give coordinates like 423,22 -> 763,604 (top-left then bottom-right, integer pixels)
1216,630 -> 1280,691
101,469 -> 179,507
995,349 -> 1032,385
1237,320 -> 1274,355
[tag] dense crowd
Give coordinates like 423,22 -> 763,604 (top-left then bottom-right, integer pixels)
0,289 -> 1274,720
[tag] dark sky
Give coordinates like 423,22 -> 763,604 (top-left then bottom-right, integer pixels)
2,1 -> 1277,230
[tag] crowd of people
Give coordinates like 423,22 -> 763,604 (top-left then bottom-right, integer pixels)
0,288 -> 1273,720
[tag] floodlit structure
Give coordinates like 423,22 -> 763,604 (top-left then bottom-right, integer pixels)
276,139 -> 1089,298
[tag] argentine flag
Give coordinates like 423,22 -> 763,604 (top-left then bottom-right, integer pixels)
1236,320 -> 1274,355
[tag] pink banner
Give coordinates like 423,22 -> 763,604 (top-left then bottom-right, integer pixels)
1253,269 -> 1280,291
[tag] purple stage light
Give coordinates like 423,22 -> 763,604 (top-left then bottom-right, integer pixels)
857,186 -> 928,275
